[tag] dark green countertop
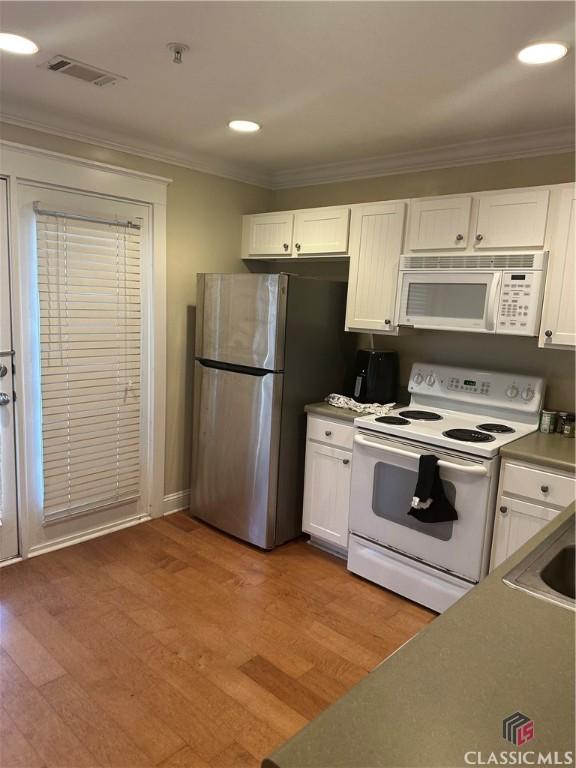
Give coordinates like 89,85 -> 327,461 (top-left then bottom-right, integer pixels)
263,507 -> 576,768
501,431 -> 575,473
304,402 -> 359,423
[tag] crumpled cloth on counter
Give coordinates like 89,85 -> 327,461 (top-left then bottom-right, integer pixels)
325,394 -> 395,416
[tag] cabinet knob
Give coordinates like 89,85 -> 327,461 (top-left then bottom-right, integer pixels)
455,233 -> 464,241
541,485 -> 549,493
384,319 -> 391,325
325,430 -> 332,437
0,364 -> 7,378
283,243 -> 289,251
544,330 -> 553,338
295,242 -> 301,251
0,393 -> 10,406
475,233 -> 484,241
342,459 -> 350,465
499,506 -> 508,515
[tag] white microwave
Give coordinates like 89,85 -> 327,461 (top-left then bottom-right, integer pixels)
395,252 -> 548,336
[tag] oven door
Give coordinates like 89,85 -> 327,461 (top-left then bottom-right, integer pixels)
396,270 -> 501,332
350,431 -> 496,581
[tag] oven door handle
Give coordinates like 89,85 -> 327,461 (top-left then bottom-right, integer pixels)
354,434 -> 489,476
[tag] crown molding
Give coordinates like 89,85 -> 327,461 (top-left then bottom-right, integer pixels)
1,113 -> 573,192
0,113 -> 274,189
270,126 -> 575,189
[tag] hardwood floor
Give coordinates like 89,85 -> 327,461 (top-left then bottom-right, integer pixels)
0,514 -> 435,768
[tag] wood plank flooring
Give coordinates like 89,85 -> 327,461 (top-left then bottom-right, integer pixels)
0,513 -> 435,768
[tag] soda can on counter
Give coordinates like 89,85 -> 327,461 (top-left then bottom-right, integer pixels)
539,410 -> 557,433
562,414 -> 575,438
556,412 -> 568,433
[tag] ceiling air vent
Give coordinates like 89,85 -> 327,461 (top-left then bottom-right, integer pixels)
41,55 -> 125,87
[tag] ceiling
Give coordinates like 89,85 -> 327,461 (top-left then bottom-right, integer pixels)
0,1 -> 574,187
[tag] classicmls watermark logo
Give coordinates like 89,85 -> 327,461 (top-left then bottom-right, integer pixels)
503,712 -> 535,747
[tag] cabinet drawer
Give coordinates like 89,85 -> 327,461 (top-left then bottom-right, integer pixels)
501,462 -> 575,508
307,415 -> 354,450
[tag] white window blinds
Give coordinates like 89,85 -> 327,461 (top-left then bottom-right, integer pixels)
35,209 -> 142,522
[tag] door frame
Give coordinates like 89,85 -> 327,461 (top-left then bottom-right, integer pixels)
0,140 -> 170,558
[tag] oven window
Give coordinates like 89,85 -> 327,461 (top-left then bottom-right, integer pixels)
372,463 -> 455,541
406,283 -> 487,319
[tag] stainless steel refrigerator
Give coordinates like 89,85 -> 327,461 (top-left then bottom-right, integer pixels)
191,273 -> 350,549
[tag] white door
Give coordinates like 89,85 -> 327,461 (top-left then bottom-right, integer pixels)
302,441 -> 351,548
407,196 -> 472,250
490,496 -> 560,570
345,202 -> 406,333
474,189 -> 550,249
245,213 -> 294,256
293,208 -> 350,255
539,188 -> 576,348
0,179 -> 19,561
17,185 -> 150,553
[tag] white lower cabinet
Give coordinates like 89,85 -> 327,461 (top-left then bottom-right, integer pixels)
302,415 -> 353,553
490,458 -> 575,570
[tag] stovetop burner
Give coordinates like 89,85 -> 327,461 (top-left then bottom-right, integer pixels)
375,416 -> 410,425
477,423 -> 515,434
398,410 -> 443,421
443,428 -> 496,443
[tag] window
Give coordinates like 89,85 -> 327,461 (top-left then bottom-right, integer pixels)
35,208 -> 142,521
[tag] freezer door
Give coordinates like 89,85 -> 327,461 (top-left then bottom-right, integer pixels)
190,360 -> 283,548
196,273 -> 287,370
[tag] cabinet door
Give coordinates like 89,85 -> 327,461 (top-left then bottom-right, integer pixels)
302,441 -> 351,548
474,189 -> 550,249
345,202 -> 406,333
408,196 -> 472,250
293,208 -> 350,255
539,188 -> 576,348
490,495 -> 559,570
245,213 -> 294,256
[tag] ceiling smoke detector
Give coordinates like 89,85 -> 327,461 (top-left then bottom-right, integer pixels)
167,43 -> 189,64
41,55 -> 125,87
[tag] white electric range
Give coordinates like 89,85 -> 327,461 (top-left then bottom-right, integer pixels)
347,363 -> 545,613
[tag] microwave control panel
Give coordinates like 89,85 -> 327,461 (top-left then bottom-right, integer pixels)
497,271 -> 543,336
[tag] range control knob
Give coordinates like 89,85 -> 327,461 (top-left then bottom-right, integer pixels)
413,373 -> 424,386
521,387 -> 535,401
506,385 -> 519,399
425,374 -> 436,387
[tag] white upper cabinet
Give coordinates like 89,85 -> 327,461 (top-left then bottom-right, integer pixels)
407,196 -> 472,250
345,202 -> 406,333
539,186 -> 576,349
293,207 -> 350,255
243,212 -> 294,256
473,189 -> 550,249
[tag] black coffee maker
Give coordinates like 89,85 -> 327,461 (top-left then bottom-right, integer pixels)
348,349 -> 398,404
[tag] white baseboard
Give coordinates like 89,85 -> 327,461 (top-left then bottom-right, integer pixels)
26,514 -> 151,559
162,489 -> 190,515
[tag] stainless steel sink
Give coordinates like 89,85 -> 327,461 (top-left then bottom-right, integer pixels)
503,515 -> 575,610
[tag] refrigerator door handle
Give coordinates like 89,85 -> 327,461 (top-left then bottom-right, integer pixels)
196,358 -> 274,376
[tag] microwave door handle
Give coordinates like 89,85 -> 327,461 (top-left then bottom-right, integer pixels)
353,434 -> 488,476
485,272 -> 502,332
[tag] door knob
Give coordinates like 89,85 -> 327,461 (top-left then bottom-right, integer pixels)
0,393 -> 11,406
456,233 -> 464,241
475,233 -> 484,241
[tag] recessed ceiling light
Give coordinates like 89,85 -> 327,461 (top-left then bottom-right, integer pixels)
228,120 -> 261,133
517,42 -> 568,65
0,32 -> 39,55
